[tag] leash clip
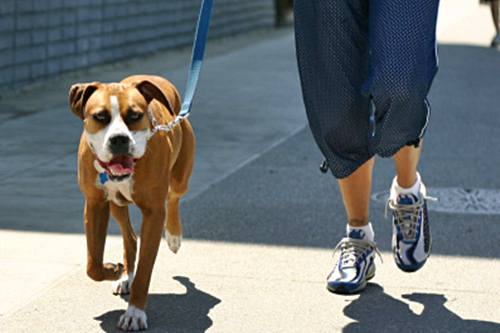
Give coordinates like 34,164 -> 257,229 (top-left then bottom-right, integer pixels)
144,0 -> 212,141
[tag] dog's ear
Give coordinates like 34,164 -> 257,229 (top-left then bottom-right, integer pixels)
68,82 -> 100,120
135,80 -> 175,116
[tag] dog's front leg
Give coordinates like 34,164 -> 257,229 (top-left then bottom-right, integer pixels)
117,204 -> 165,331
85,199 -> 124,281
110,202 -> 137,295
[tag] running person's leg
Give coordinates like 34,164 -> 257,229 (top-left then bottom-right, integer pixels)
390,143 -> 433,272
394,145 -> 421,188
366,1 -> 439,156
338,158 -> 374,227
366,0 -> 440,272
294,0 -> 372,179
295,0 -> 380,294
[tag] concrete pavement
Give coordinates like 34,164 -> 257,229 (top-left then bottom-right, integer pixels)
0,26 -> 305,317
1,1 -> 499,332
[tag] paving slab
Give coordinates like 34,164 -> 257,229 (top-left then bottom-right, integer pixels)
1,241 -> 499,332
1,1 -> 499,332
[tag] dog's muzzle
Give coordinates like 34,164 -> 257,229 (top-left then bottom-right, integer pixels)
109,135 -> 131,156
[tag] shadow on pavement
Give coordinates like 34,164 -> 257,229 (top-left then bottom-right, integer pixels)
0,44 -> 499,259
342,284 -> 500,332
95,276 -> 221,333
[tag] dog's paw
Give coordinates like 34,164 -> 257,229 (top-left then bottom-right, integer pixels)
166,230 -> 182,254
117,305 -> 147,331
112,272 -> 134,295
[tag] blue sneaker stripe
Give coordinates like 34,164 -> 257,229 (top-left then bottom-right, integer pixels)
405,209 -> 423,265
391,186 -> 432,273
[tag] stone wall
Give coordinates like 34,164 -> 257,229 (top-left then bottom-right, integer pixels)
0,0 -> 275,89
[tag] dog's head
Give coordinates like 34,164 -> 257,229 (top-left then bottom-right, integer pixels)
69,80 -> 173,179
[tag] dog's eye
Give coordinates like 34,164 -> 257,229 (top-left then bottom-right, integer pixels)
126,111 -> 143,124
93,111 -> 110,124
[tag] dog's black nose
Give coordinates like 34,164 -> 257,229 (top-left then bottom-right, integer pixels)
109,135 -> 130,154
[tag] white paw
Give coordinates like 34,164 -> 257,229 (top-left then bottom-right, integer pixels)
117,305 -> 148,331
166,230 -> 182,254
112,272 -> 134,295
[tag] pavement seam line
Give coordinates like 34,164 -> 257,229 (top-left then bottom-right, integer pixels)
183,124 -> 307,202
0,149 -> 77,183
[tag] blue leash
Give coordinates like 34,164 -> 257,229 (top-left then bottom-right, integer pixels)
178,0 -> 214,120
99,0 -> 214,184
146,0 -> 213,136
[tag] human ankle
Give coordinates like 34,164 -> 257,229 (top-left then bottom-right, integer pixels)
393,172 -> 422,198
348,218 -> 369,227
346,222 -> 374,242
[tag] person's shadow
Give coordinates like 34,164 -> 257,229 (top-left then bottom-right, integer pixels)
95,276 -> 221,332
342,284 -> 499,332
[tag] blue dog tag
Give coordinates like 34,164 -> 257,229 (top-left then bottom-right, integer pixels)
99,172 -> 109,185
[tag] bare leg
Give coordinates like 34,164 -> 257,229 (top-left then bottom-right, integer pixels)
338,144 -> 421,227
389,143 -> 432,272
338,158 -> 375,227
393,144 -> 422,188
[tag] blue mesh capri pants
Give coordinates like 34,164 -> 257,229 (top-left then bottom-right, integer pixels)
294,0 -> 440,178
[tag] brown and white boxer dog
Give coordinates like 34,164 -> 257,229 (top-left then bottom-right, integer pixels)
69,75 -> 195,331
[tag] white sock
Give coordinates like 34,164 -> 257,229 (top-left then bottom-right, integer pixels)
391,172 -> 422,200
346,222 -> 374,242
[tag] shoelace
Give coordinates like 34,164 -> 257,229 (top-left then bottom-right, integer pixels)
385,194 -> 437,241
332,238 -> 383,268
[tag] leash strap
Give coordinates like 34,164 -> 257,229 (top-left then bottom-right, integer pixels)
179,0 -> 213,119
93,1 -> 213,179
147,0 -> 213,138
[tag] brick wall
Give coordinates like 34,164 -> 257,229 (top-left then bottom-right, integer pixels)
0,0 -> 275,89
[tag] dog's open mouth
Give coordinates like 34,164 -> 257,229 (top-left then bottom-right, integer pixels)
99,155 -> 136,179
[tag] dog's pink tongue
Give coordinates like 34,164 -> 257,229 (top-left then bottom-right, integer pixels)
107,156 -> 134,176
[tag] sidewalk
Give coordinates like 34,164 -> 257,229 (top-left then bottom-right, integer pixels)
1,1 -> 499,332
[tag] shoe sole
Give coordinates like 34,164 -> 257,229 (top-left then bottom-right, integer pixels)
326,269 -> 375,295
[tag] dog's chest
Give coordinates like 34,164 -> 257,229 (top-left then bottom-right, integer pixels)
100,177 -> 134,206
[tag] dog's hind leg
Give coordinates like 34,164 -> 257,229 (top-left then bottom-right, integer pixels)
165,193 -> 182,254
110,202 -> 137,295
165,121 -> 195,254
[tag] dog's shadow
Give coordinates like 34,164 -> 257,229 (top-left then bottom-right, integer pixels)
95,276 -> 221,333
